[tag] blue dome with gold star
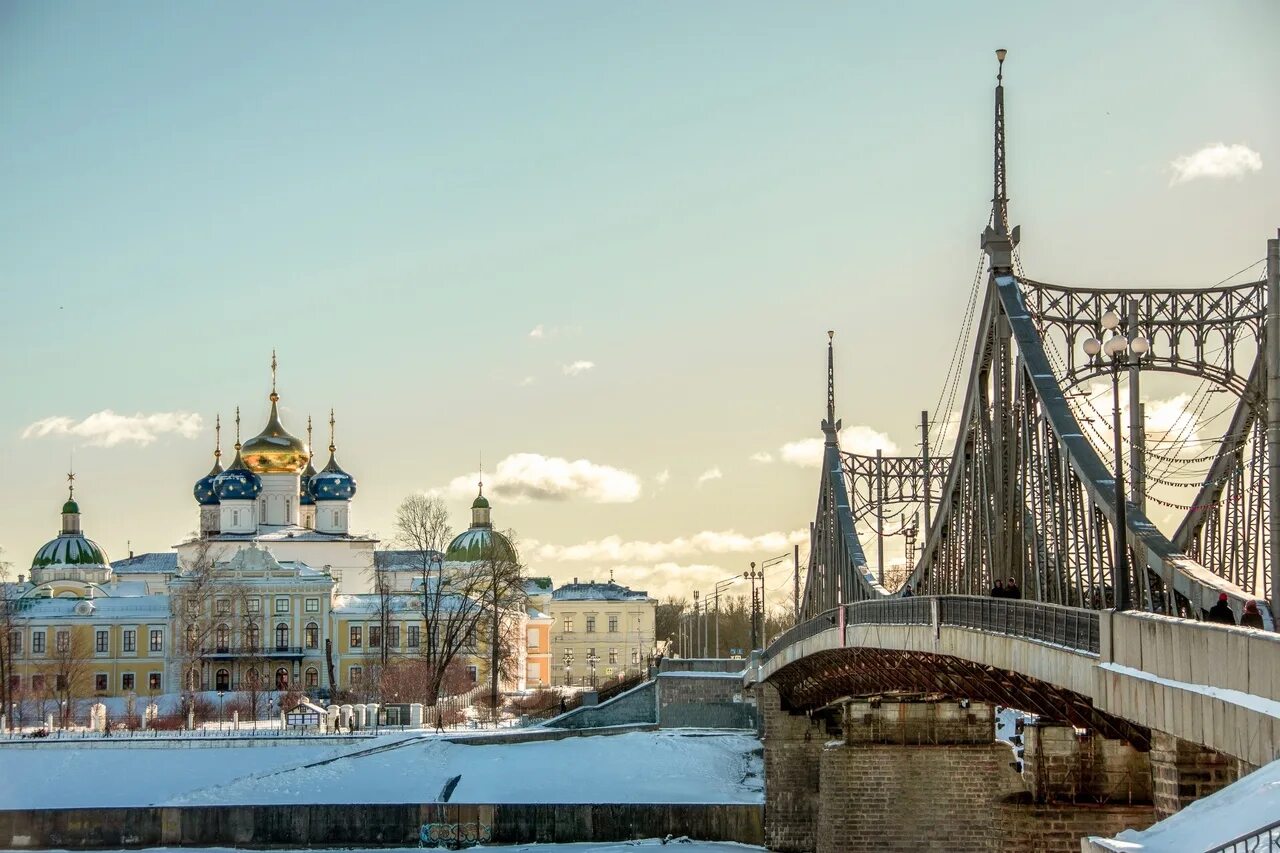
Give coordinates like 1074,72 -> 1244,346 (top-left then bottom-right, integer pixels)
194,458 -> 223,506
310,454 -> 356,501
214,447 -> 261,500
300,455 -> 318,506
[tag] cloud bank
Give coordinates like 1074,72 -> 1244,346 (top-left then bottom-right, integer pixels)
776,425 -> 900,467
22,411 -> 203,447
562,361 -> 595,376
1170,143 -> 1262,185
448,452 -> 641,503
526,527 -> 808,563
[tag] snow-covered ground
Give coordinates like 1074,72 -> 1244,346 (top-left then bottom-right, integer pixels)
1091,757 -> 1280,851
0,730 -> 762,809
38,843 -> 763,853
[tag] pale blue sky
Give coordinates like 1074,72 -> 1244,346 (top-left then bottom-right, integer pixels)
2,2 -> 1277,602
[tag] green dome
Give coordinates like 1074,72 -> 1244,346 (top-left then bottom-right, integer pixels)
62,499 -> 79,514
445,527 -> 515,563
32,534 -> 109,571
472,494 -> 490,510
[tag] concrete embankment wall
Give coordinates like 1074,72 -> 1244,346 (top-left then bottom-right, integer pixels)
544,680 -> 657,729
0,802 -> 764,849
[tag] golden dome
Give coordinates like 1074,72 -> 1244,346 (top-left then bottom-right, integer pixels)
241,395 -> 309,474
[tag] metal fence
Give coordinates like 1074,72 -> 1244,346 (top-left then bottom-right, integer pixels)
1204,817 -> 1280,852
761,595 -> 1101,662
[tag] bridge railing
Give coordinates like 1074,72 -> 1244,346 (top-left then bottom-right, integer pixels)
1203,816 -> 1280,853
762,595 -> 1100,663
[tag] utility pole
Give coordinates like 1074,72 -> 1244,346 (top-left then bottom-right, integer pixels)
875,448 -> 885,586
793,544 -> 800,623
692,591 -> 700,658
1128,299 -> 1146,512
921,410 -> 932,536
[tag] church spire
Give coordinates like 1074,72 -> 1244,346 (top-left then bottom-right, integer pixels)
821,331 -> 841,445
61,466 -> 81,534
982,49 -> 1019,270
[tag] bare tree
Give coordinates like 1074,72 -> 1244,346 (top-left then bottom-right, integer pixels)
365,552 -> 395,693
44,627 -> 94,728
0,548 -> 22,728
169,538 -> 224,701
482,528 -> 529,711
394,493 -> 490,704
235,584 -> 267,721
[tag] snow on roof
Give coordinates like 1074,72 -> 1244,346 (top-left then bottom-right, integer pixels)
527,607 -> 551,620
375,549 -> 445,571
525,576 -> 553,594
196,527 -> 378,544
15,595 -> 170,619
112,552 -> 179,574
331,592 -> 477,614
552,581 -> 653,602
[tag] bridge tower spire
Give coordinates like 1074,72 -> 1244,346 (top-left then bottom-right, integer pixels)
982,49 -> 1019,270
822,330 -> 841,445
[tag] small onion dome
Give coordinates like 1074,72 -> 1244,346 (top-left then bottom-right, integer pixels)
299,455 -> 318,506
194,458 -> 223,506
445,526 -> 515,563
309,453 -> 356,502
472,493 -> 490,510
62,498 -> 80,514
214,447 -> 262,500
241,396 -> 309,474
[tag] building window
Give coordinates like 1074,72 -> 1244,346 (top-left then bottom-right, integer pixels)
247,598 -> 261,614
387,625 -> 400,648
56,674 -> 67,691
275,597 -> 289,614
276,667 -> 289,689
96,630 -> 109,653
408,625 -> 420,648
245,668 -> 260,687
465,665 -> 478,683
7,675 -> 18,692
563,618 -> 573,633
527,627 -> 540,648
609,648 -> 618,664
350,626 -> 362,648
216,598 -> 230,616
122,673 -> 135,691
150,630 -> 163,652
275,623 -> 289,650
56,630 -> 69,653
632,648 -> 641,664
95,673 -> 108,692
149,672 -> 162,691
586,617 -> 596,633
527,662 -> 539,681
31,631 -> 45,654
305,622 -> 319,649
369,626 -> 382,648
305,598 -> 319,613
215,669 -> 230,691
32,674 -> 45,692
216,624 -> 230,652
123,630 -> 136,652
246,624 -> 260,650
350,666 -> 363,685
608,616 -> 618,633
8,631 -> 21,655
305,667 -> 319,688
232,509 -> 240,527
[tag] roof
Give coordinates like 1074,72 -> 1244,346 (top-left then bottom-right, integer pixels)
525,576 -> 553,594
445,527 -> 515,563
112,553 -> 180,574
12,595 -> 171,619
183,527 -> 378,545
375,549 -> 445,572
552,581 -> 653,602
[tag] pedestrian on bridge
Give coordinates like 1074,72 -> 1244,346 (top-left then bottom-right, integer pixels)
1208,593 -> 1236,626
1241,601 -> 1265,630
1005,577 -> 1021,599
990,579 -> 1006,598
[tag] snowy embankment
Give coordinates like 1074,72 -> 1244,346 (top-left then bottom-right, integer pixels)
40,843 -> 763,853
1089,757 -> 1280,852
0,730 -> 762,809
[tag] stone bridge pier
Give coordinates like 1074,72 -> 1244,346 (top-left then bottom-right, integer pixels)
758,685 -> 1176,852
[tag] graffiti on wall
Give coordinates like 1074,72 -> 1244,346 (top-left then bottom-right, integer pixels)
419,821 -> 493,848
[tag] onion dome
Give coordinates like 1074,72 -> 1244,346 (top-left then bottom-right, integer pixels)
214,409 -> 262,500
308,410 -> 356,502
445,482 -> 515,562
240,353 -> 309,474
32,479 -> 110,572
194,414 -> 224,506
300,416 -> 318,506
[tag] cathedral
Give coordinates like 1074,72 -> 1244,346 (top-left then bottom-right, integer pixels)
2,357 -> 532,705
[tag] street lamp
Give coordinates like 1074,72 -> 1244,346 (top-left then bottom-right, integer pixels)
745,555 -> 789,650
563,649 -> 573,687
1083,314 -> 1150,612
587,652 -> 599,687
712,576 -> 739,658
218,690 -> 226,730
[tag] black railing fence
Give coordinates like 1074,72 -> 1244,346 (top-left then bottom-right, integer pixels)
1204,817 -> 1280,853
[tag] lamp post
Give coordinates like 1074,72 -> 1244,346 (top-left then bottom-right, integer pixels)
563,649 -> 573,687
713,576 -> 739,658
743,563 -> 762,650
1083,312 -> 1150,612
587,652 -> 599,687
217,690 -> 225,730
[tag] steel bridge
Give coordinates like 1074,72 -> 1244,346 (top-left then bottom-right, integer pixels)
752,53 -> 1280,770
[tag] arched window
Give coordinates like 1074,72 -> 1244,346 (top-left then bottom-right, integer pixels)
305,667 -> 319,688
305,622 -> 319,649
215,623 -> 230,653
215,668 -> 230,691
245,667 -> 260,687
275,623 -> 289,651
246,624 -> 259,650
275,667 -> 289,689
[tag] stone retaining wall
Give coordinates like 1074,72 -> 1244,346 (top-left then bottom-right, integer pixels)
0,802 -> 764,849
543,681 -> 657,729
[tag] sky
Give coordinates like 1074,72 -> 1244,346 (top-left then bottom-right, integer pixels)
2,1 -> 1278,607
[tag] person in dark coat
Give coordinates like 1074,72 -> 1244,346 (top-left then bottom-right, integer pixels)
559,696 -> 568,714
1240,600 -> 1266,630
990,580 -> 1005,598
1005,577 -> 1021,600
1207,593 -> 1236,625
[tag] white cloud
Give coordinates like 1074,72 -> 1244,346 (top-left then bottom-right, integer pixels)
528,325 -> 545,339
562,361 -> 595,376
1170,143 -> 1262,185
447,452 -> 641,503
654,470 -> 670,485
777,426 -> 900,467
526,527 -> 808,563
697,467 -> 723,485
750,451 -> 774,463
519,376 -> 536,387
22,410 -> 203,447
